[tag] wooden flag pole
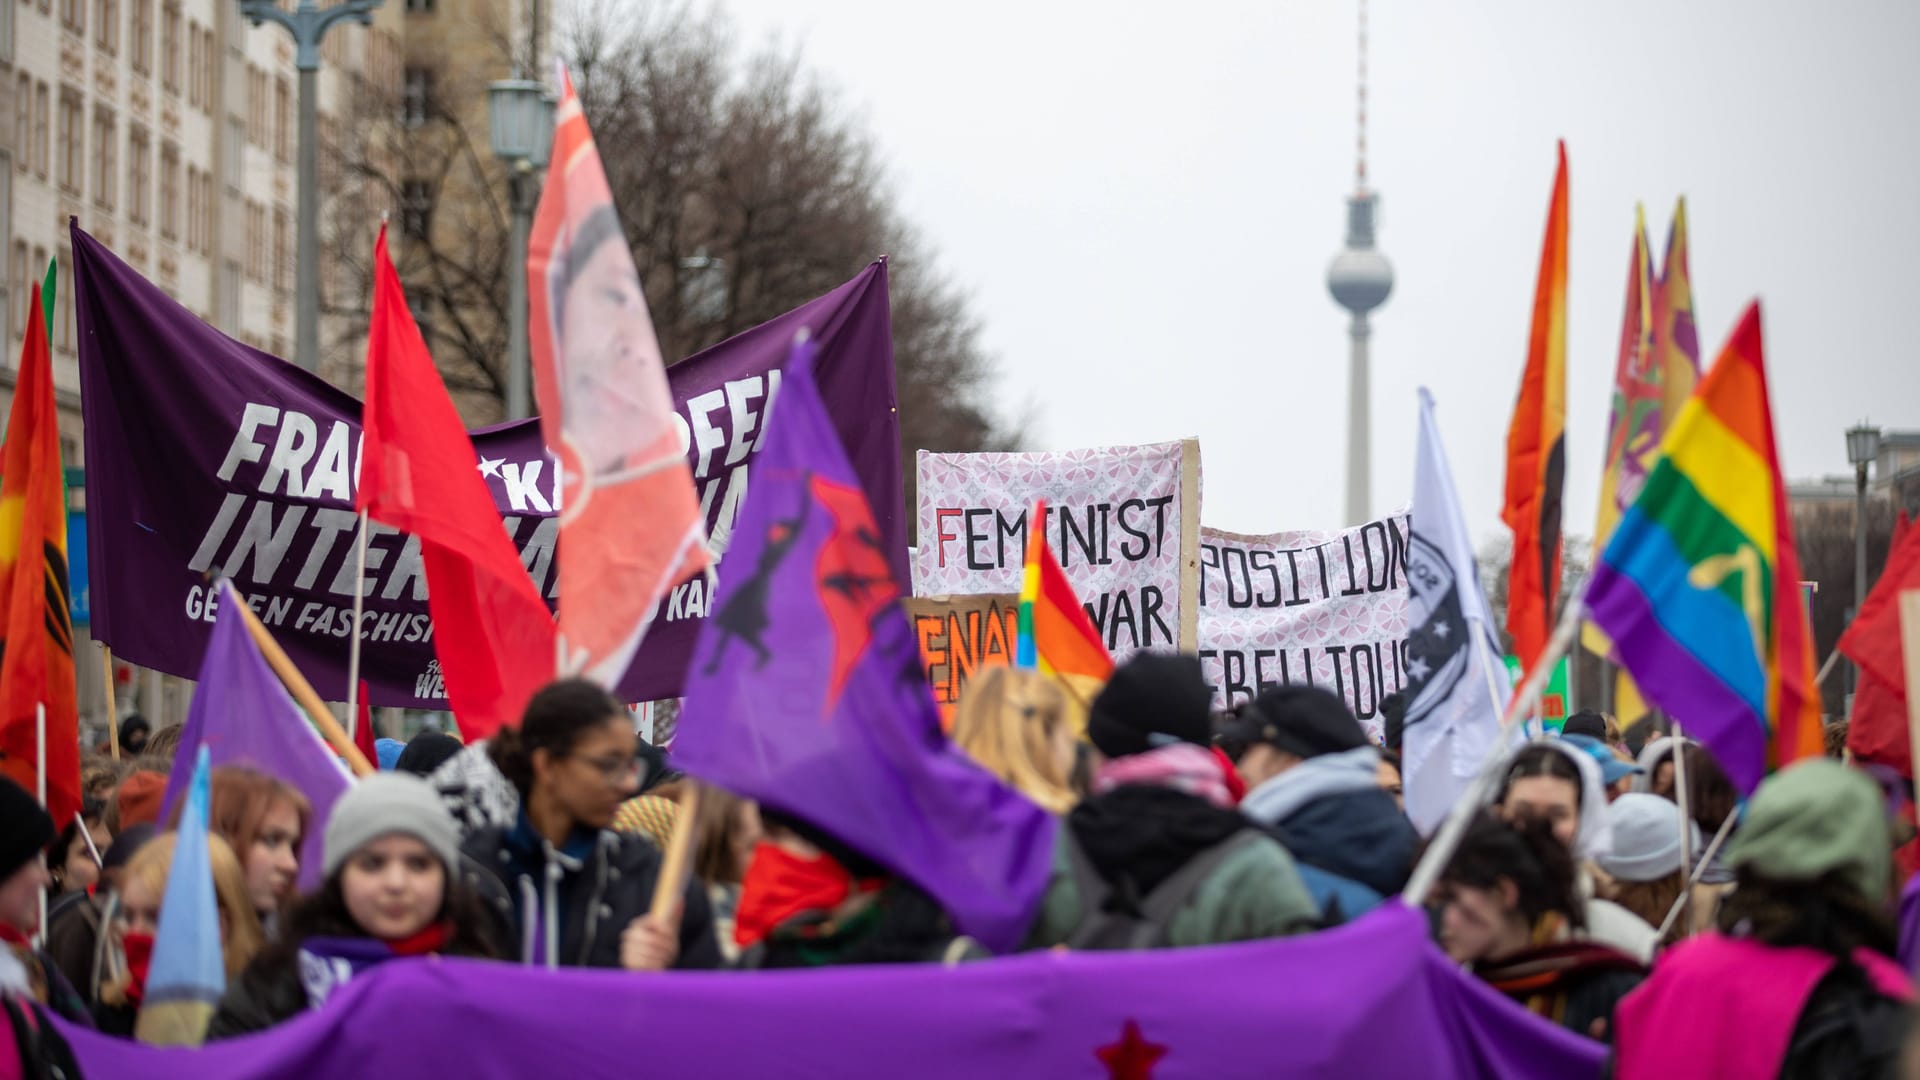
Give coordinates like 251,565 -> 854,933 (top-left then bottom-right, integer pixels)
343,510 -> 369,743
1668,719 -> 1696,933
1899,590 -> 1920,810
227,584 -> 375,777
104,648 -> 119,762
1656,810 -> 1737,940
649,784 -> 703,923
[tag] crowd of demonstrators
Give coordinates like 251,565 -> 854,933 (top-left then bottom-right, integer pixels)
208,774 -> 502,1038
14,659 -> 1920,1070
1024,654 -> 1320,949
461,679 -> 719,971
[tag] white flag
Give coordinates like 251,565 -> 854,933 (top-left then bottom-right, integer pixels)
1402,389 -> 1508,834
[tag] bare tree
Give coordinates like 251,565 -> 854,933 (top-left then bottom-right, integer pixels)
322,0 -> 1020,495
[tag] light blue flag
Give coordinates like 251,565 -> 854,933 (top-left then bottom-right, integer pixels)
134,744 -> 225,1046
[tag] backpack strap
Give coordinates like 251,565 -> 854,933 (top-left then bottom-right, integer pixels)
1125,830 -> 1265,949
1062,830 -> 1116,951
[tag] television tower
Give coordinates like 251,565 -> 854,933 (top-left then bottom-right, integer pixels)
1327,0 -> 1393,525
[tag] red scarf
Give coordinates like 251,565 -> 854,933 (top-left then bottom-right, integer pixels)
121,931 -> 155,1006
386,921 -> 452,957
734,843 -> 880,949
0,924 -> 29,947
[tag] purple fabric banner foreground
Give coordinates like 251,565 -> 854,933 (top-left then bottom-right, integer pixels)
53,903 -> 1604,1078
72,225 -> 903,708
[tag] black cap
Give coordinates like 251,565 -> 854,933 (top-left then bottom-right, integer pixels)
1561,711 -> 1608,741
101,822 -> 157,872
395,731 -> 464,778
0,775 -> 54,880
1221,685 -> 1369,760
1086,652 -> 1213,759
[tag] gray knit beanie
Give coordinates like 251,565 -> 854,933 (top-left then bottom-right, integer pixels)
323,773 -> 462,878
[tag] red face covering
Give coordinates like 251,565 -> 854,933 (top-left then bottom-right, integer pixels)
121,931 -> 156,1006
733,843 -> 856,949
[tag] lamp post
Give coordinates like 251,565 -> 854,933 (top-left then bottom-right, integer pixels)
240,0 -> 384,373
489,79 -> 554,421
1846,423 -> 1882,704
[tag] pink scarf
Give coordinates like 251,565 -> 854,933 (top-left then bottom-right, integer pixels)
1092,743 -> 1234,809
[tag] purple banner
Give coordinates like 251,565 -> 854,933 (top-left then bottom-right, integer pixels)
51,903 -> 1604,1078
72,225 -> 903,708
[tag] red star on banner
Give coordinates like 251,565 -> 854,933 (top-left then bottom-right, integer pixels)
1096,1019 -> 1167,1080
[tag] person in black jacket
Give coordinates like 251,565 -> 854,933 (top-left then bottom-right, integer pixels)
461,679 -> 721,971
207,773 -> 502,1039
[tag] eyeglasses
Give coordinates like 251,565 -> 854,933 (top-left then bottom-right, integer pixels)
574,754 -> 643,783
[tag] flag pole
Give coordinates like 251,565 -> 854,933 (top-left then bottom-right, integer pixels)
103,647 -> 120,761
648,783 -> 702,923
1669,719 -> 1695,931
1405,594 -> 1586,907
74,810 -> 102,867
35,702 -> 46,948
1900,591 -> 1920,839
1656,809 -> 1736,939
225,583 -> 375,776
344,510 -> 369,743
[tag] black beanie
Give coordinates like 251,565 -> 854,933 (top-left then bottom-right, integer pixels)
0,774 -> 54,881
1225,685 -> 1369,760
1086,652 -> 1213,759
395,731 -> 464,778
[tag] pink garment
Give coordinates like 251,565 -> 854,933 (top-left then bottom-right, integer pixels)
1614,933 -> 1912,1079
1091,743 -> 1234,809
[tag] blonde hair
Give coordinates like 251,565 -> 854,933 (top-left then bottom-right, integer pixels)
100,831 -> 267,1006
951,668 -> 1080,814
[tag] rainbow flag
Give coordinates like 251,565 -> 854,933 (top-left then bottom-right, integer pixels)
1501,142 -> 1568,680
1585,302 -> 1822,794
1015,501 -> 1113,685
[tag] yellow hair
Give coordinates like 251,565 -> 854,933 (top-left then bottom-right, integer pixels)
951,667 -> 1082,814
100,830 -> 266,1006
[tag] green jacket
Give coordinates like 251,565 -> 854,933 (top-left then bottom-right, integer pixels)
1023,826 -> 1321,950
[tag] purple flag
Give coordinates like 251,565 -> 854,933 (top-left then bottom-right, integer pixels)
50,903 -> 1606,1077
159,580 -> 352,891
673,336 -> 1056,955
71,224 -> 903,709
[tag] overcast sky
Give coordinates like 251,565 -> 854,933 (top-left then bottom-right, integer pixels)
720,0 -> 1920,547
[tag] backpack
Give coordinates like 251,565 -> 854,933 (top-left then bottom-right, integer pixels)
1062,829 -> 1263,951
1779,960 -> 1911,1080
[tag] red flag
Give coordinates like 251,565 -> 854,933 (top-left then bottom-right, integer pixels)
0,282 -> 79,824
358,227 -> 555,740
526,66 -> 709,688
351,679 -> 377,768
1842,514 -> 1920,776
1502,143 -> 1569,677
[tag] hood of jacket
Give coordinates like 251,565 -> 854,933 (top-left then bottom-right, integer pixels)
1241,747 -> 1415,897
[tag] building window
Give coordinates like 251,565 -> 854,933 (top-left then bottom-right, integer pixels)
273,77 -> 290,163
219,258 -> 239,329
32,82 -> 46,179
271,208 -> 288,292
399,179 -> 430,239
8,241 -> 25,346
160,2 -> 178,94
56,87 -> 82,194
91,107 -> 115,210
183,164 -> 198,249
0,0 -> 13,65
126,127 -> 149,225
130,0 -> 150,74
400,67 -> 431,127
246,199 -> 265,282
197,27 -> 213,114
200,167 -> 213,253
247,65 -> 264,145
59,0 -> 81,37
93,0 -> 115,53
186,21 -> 199,108
54,246 -> 71,355
159,142 -> 178,239
12,75 -> 27,170
224,115 -> 243,188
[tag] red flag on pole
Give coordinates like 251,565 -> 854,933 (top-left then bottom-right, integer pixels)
358,227 -> 555,740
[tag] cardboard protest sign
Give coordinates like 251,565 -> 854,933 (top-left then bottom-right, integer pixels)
911,440 -> 1201,662
1198,511 -> 1412,740
907,594 -> 1019,724
73,225 -> 903,707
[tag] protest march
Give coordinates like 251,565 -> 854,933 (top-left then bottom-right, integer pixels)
3,15 -> 1920,1080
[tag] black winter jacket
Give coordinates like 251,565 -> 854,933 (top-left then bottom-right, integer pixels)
461,820 -> 722,970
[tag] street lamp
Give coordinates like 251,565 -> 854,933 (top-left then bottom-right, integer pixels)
240,0 -> 384,373
1846,422 -> 1882,703
489,79 -> 554,421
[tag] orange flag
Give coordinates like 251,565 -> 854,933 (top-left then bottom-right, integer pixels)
1502,142 -> 1568,678
0,282 -> 80,823
526,65 -> 709,687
